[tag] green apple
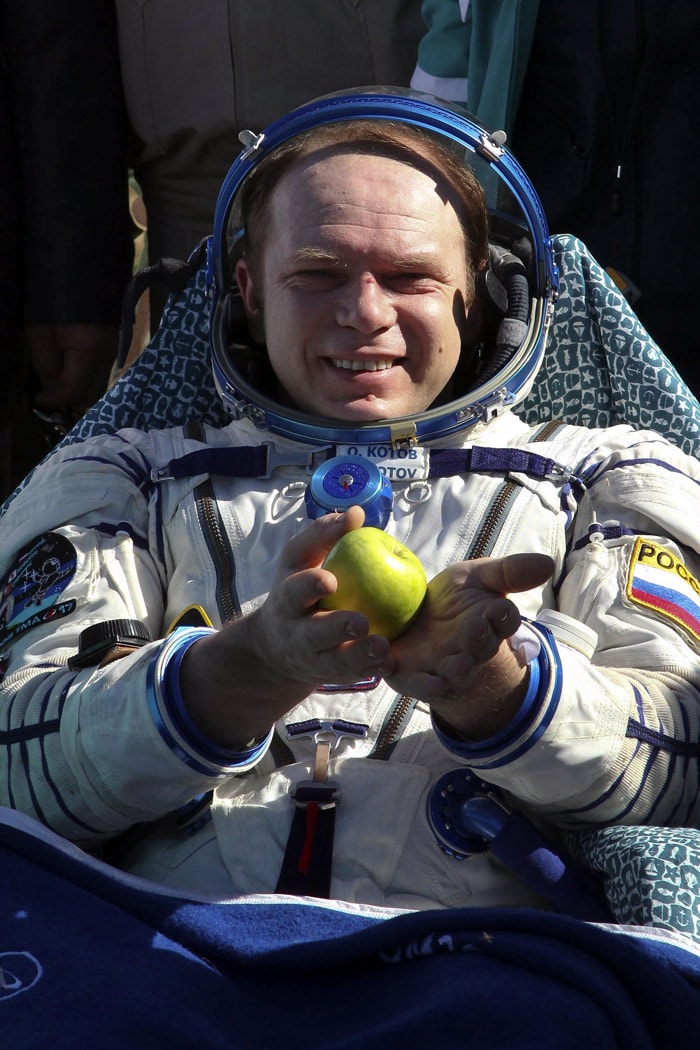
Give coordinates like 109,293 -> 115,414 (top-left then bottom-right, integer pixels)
318,527 -> 428,640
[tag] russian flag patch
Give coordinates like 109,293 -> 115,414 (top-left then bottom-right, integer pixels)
626,538 -> 700,645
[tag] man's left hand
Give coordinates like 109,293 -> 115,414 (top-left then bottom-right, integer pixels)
384,553 -> 554,740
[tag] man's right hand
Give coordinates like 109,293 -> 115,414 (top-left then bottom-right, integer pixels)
178,507 -> 392,749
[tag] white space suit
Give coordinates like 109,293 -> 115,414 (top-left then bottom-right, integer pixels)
1,407 -> 699,909
1,89 -> 699,913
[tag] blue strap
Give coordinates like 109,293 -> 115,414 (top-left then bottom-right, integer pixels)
428,446 -> 562,479
153,445 -> 577,484
480,808 -> 613,923
153,446 -> 270,480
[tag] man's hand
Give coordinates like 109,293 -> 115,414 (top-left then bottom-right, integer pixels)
27,323 -> 119,416
252,505 -> 393,685
179,508 -> 553,750
179,507 -> 392,748
384,553 -> 554,740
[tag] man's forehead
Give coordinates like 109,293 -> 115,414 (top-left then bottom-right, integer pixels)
269,149 -> 456,223
280,143 -> 452,194
271,191 -> 463,267
244,132 -> 481,277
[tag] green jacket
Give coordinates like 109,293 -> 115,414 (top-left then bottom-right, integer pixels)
411,0 -> 540,135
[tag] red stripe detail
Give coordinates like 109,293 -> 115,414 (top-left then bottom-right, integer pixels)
631,585 -> 700,635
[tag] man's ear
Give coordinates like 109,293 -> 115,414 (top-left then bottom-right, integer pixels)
234,258 -> 265,342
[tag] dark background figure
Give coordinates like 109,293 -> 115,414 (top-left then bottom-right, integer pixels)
0,30 -> 21,499
411,0 -> 700,397
0,1 -> 133,501
115,0 -> 426,330
510,0 -> 700,395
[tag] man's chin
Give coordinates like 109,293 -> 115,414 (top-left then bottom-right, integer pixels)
316,400 -> 398,424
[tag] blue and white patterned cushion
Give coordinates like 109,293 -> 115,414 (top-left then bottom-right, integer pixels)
522,234 -> 700,455
568,825 -> 700,944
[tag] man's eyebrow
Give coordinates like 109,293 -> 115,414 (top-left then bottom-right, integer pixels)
290,247 -> 347,267
289,246 -> 445,270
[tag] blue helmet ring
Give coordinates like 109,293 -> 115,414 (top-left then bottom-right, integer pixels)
208,87 -> 558,448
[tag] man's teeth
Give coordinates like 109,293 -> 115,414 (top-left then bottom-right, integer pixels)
332,359 -> 394,371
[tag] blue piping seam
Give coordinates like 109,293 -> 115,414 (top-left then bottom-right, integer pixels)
625,716 -> 700,757
582,455 -> 700,491
433,622 -> 562,767
556,684 -> 692,820
37,676 -> 101,834
146,628 -> 272,776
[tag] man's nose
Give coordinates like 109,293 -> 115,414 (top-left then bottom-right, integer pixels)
335,274 -> 396,332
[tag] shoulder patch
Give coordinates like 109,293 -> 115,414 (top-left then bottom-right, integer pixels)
0,533 -> 77,648
626,538 -> 700,645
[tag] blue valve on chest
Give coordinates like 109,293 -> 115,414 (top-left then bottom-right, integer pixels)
305,455 -> 393,529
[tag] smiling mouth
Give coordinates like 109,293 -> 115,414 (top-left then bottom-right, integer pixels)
332,359 -> 395,372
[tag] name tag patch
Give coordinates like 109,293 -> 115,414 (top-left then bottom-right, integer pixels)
626,538 -> 700,644
335,444 -> 430,481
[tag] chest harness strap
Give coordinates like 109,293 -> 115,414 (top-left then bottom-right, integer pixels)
275,719 -> 367,898
151,443 -> 581,488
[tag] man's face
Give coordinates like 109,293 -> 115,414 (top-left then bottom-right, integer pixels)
235,150 -> 472,422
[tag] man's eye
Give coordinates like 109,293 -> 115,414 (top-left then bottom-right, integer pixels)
390,272 -> 433,289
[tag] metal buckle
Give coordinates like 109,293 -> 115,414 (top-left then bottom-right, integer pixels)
545,462 -> 576,482
388,421 -> 418,450
291,780 -> 341,810
476,129 -> 507,162
285,721 -> 367,809
260,442 -> 333,479
454,387 -> 511,424
477,388 -> 511,422
286,719 -> 368,741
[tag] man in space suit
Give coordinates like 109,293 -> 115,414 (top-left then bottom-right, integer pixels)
0,89 -> 699,912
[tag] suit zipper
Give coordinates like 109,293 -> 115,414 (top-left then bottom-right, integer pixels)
371,694 -> 417,760
194,477 -> 240,624
466,481 -> 520,560
466,420 -> 566,560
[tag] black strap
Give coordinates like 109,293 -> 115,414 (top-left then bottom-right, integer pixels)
117,243 -> 208,369
274,782 -> 339,898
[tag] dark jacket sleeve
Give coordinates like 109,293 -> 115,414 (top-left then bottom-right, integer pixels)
0,0 -> 133,325
0,52 -> 23,421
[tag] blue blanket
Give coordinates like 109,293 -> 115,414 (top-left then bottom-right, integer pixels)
2,808 -> 700,1048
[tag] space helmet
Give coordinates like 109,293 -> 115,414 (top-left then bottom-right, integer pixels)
207,87 -> 558,448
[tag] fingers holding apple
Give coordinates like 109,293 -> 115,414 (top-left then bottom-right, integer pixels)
310,521 -> 554,730
426,594 -> 525,686
385,559 -> 513,664
276,504 -> 366,580
236,505 -> 398,693
413,553 -> 553,627
254,563 -> 393,691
